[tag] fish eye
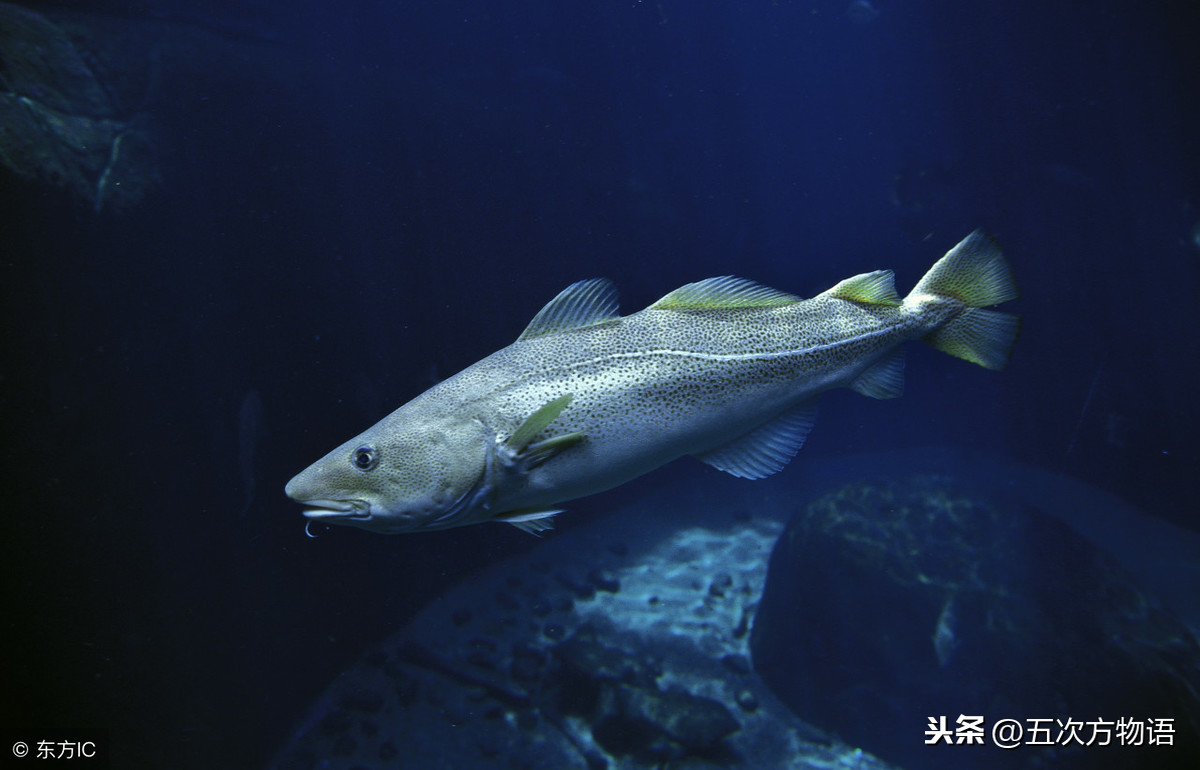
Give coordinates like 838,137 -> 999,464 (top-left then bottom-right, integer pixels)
351,444 -> 379,471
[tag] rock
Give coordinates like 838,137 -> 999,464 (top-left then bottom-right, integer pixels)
592,684 -> 739,761
721,653 -> 751,675
508,644 -> 545,684
620,685 -> 739,751
708,573 -> 733,597
553,625 -> 657,691
528,595 -> 555,617
735,689 -> 758,713
318,710 -> 352,736
338,689 -> 384,714
468,638 -> 498,654
0,2 -> 309,213
731,606 -> 752,639
555,570 -> 596,600
0,3 -> 150,210
548,626 -> 740,762
330,734 -> 356,757
475,734 -> 503,758
591,695 -> 674,762
588,567 -> 621,593
269,488 -> 904,770
493,590 -> 520,612
751,475 -> 1200,770
515,711 -> 538,731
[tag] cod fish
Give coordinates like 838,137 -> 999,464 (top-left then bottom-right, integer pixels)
287,231 -> 1018,535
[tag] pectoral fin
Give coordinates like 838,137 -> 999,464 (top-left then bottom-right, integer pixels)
504,394 -> 586,469
507,394 -> 573,451
524,431 -> 586,468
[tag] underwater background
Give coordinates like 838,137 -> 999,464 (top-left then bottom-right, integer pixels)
2,0 -> 1198,768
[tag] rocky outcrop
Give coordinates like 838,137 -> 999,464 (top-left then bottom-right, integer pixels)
751,475 -> 1200,770
549,625 -> 741,764
0,3 -> 159,211
0,2 -> 292,213
269,505 -> 899,769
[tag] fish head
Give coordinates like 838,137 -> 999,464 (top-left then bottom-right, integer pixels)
285,408 -> 491,534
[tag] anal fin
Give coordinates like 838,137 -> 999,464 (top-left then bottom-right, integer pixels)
693,400 -> 818,479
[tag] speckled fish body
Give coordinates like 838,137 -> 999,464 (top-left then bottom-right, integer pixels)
286,231 -> 1018,534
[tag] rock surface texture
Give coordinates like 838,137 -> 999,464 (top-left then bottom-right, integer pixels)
751,475 -> 1200,770
269,498 -> 896,769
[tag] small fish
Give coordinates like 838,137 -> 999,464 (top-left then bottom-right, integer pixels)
933,596 -> 959,669
287,231 -> 1018,535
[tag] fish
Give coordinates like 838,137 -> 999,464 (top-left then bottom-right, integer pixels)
932,596 -> 959,669
286,230 -> 1018,535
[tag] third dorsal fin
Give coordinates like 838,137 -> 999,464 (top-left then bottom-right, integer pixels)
826,270 -> 901,306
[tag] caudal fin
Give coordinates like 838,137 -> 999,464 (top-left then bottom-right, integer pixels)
913,230 -> 1020,370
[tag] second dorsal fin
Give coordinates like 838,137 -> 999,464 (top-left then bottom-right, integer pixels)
649,276 -> 801,311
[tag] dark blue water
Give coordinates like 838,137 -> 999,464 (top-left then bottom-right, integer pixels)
2,1 -> 1197,767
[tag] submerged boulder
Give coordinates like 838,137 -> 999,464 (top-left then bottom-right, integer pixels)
549,625 -> 741,764
0,2 -> 159,211
0,2 -> 294,213
750,475 -> 1200,770
269,498 -> 902,769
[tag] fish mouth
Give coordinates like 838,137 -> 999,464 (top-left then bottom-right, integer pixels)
298,499 -> 372,521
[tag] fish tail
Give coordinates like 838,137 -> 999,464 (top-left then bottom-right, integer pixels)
912,230 -> 1020,370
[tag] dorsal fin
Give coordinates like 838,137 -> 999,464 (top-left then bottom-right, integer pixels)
649,276 -> 801,311
825,270 -> 900,306
518,279 -> 619,341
